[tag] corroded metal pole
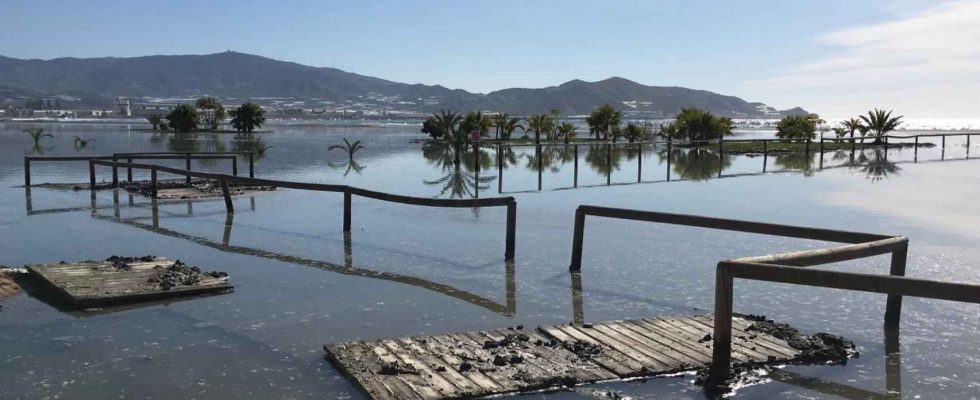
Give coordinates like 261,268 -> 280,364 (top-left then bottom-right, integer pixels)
221,179 -> 234,212
343,187 -> 352,232
505,199 -> 517,260
23,158 -> 30,187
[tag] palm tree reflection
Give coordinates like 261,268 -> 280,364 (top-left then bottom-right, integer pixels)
661,148 -> 732,181
423,142 -> 496,199
774,152 -> 816,176
853,149 -> 900,182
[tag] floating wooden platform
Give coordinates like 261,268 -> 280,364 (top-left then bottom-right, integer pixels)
26,257 -> 232,308
325,315 -> 803,400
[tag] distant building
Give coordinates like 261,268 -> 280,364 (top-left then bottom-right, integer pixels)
116,97 -> 132,116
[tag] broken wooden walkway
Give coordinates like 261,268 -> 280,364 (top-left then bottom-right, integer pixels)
27,257 -> 232,308
325,315 -> 803,400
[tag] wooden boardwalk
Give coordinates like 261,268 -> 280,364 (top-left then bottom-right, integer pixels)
325,315 -> 801,400
0,270 -> 22,300
27,257 -> 232,308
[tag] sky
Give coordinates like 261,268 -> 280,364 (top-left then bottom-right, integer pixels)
1,0 -> 978,118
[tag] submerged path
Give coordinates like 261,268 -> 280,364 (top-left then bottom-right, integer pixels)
325,315 -> 825,400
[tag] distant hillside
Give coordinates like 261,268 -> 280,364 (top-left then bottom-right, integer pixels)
0,52 -> 806,117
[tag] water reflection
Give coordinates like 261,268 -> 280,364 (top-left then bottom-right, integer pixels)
30,192 -> 519,316
852,149 -> 900,182
662,148 -> 732,181
773,152 -> 816,176
230,134 -> 270,161
423,143 -> 496,198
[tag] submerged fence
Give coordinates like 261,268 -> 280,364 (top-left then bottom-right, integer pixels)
24,151 -> 254,187
88,159 -> 517,260
566,205 -> 980,382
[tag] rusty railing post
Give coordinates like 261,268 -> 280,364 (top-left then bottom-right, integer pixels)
185,153 -> 192,185
710,261 -> 735,382
150,167 -> 158,198
88,159 -> 96,190
343,187 -> 352,232
505,199 -> 516,261
573,144 -> 579,187
127,157 -> 133,182
569,207 -> 586,272
24,158 -> 30,187
914,136 -> 919,162
232,156 -> 239,176
248,153 -> 254,178
220,179 -> 234,212
112,155 -> 119,186
884,240 -> 909,326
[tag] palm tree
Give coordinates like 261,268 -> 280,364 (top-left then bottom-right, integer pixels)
663,108 -> 733,143
557,122 -> 577,144
459,111 -> 492,140
525,113 -> 555,144
74,136 -> 95,150
621,123 -> 649,143
492,113 -> 509,140
859,109 -> 903,145
585,104 -> 622,141
146,113 -> 164,130
431,110 -> 464,165
24,128 -> 52,146
230,103 -> 266,133
492,113 -> 525,141
329,138 -> 366,161
842,118 -> 864,141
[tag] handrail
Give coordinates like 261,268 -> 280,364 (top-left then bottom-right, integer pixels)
564,205 -> 980,384
24,152 -> 250,186
89,159 -> 517,260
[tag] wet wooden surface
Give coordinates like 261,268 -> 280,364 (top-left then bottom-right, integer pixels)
325,315 -> 800,400
26,257 -> 232,308
0,270 -> 22,300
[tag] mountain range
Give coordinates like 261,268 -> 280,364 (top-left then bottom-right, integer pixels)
0,51 -> 806,117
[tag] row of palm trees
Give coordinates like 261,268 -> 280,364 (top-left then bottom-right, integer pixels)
831,109 -> 903,144
421,104 -> 654,159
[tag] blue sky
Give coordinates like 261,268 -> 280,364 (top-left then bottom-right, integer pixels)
2,0 -> 977,117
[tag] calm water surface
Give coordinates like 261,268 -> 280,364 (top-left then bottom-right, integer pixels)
1,123 -> 979,399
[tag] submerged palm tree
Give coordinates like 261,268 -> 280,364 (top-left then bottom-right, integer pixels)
24,128 -> 53,146
586,104 -> 622,141
431,110 -> 465,165
73,136 -> 95,150
842,118 -> 865,141
525,113 -> 555,144
492,113 -> 524,140
859,109 -> 903,144
557,122 -> 577,144
329,138 -> 365,161
422,142 -> 495,198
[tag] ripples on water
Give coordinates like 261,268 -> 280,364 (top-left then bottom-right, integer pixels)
0,122 -> 978,399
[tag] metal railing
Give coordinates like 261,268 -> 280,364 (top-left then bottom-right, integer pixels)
24,152 -> 254,187
89,159 -> 517,260
565,205 -> 980,382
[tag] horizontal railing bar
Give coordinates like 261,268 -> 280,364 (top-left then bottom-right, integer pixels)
733,236 -> 907,266
91,160 -> 513,208
578,205 -> 892,243
725,261 -> 980,304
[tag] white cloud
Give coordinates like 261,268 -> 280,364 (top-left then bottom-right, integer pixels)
747,1 -> 980,118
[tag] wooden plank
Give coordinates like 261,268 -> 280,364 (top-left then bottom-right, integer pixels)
25,258 -> 232,308
603,321 -> 705,366
661,317 -> 773,362
536,325 -> 635,377
327,315 -> 831,400
518,329 -> 617,382
587,323 -> 685,370
689,316 -> 799,359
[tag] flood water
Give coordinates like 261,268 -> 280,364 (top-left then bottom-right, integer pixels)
1,122 -> 979,399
